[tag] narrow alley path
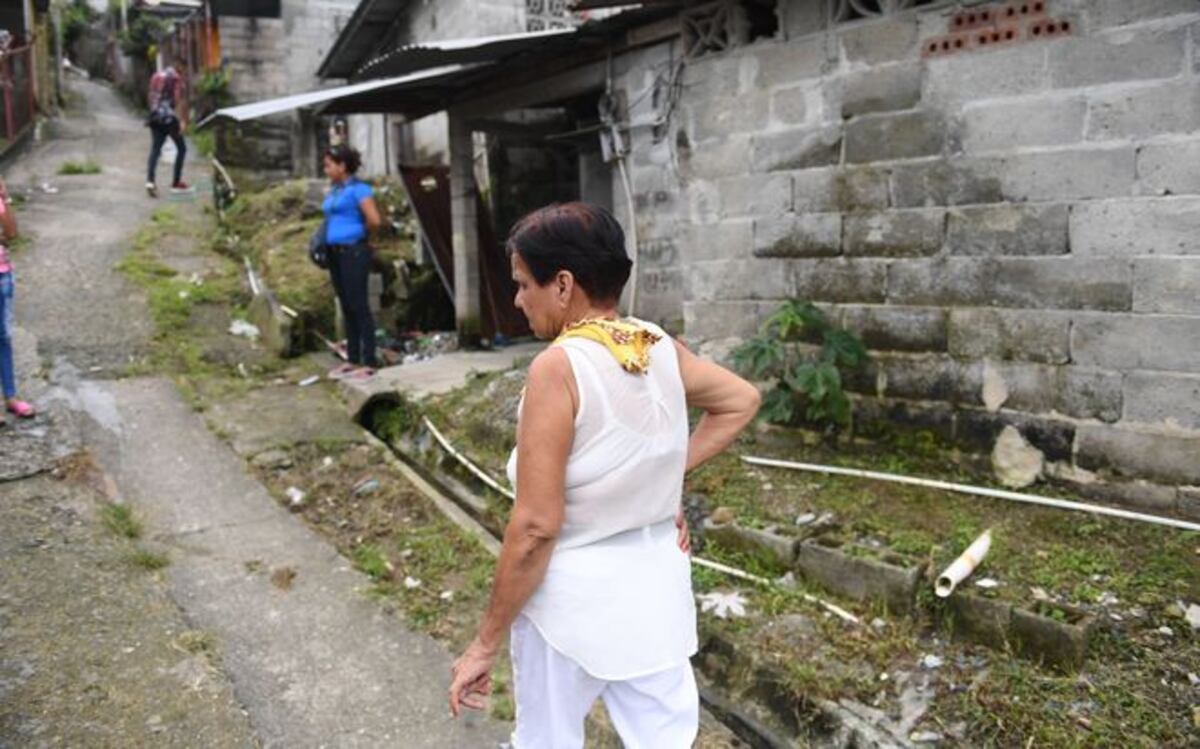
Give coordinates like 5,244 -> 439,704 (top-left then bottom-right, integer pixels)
1,79 -> 507,748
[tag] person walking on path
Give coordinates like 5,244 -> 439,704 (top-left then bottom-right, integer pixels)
0,178 -> 36,427
448,203 -> 761,747
145,61 -> 189,197
322,145 -> 382,380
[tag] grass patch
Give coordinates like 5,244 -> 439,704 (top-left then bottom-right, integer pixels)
174,630 -> 217,656
100,503 -> 142,539
127,547 -> 170,570
58,160 -> 102,175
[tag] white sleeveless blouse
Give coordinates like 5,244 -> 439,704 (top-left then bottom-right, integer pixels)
506,320 -> 697,679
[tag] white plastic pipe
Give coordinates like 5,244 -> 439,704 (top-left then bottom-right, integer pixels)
741,456 -> 1200,533
935,529 -> 992,598
423,416 -> 516,501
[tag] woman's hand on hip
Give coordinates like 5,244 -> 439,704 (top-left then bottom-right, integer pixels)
448,636 -> 497,717
675,507 -> 691,555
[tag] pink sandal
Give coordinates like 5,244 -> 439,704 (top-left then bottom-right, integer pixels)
6,399 -> 35,419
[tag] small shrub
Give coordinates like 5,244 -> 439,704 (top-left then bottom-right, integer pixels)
732,300 -> 869,430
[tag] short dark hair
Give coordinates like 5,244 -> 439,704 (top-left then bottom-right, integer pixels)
324,144 -> 362,175
505,202 -> 632,304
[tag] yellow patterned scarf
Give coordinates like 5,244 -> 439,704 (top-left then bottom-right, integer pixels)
556,317 -> 662,375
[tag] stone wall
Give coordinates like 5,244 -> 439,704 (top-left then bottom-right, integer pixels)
619,0 -> 1200,508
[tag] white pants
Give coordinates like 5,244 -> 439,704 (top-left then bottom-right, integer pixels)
510,615 -> 699,749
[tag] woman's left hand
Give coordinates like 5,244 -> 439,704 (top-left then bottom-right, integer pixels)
448,636 -> 497,717
675,507 -> 691,555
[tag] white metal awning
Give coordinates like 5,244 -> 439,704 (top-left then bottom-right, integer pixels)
354,28 -> 577,79
197,64 -> 473,127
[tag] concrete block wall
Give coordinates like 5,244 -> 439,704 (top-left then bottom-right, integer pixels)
631,0 -> 1200,509
219,1 -> 358,175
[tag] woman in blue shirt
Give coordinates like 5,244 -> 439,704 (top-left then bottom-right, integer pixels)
322,145 -> 382,378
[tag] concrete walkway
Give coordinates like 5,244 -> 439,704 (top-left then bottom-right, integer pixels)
4,79 -> 506,747
80,377 -> 504,747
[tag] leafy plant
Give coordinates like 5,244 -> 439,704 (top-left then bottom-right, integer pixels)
731,300 -> 868,430
119,14 -> 170,61
61,0 -> 97,50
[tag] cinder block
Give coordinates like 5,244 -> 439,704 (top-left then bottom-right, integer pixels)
946,204 -> 1069,256
685,258 -> 794,302
750,126 -> 842,173
1138,140 -> 1200,196
1071,313 -> 1200,371
1049,28 -> 1185,89
683,300 -> 777,340
718,173 -> 792,218
680,218 -> 754,262
753,37 -> 836,89
1010,604 -> 1094,670
922,45 -> 1048,104
1076,424 -> 1200,484
996,147 -> 1134,202
843,209 -> 944,257
770,83 -> 809,126
791,167 -> 839,213
685,179 -> 720,224
1083,0 -> 1198,30
680,53 -> 743,100
890,158 -> 1004,208
1070,198 -> 1200,257
989,258 -> 1131,312
852,396 -> 956,443
889,258 -> 1131,311
1059,367 -> 1124,423
961,97 -> 1086,154
795,538 -> 927,614
792,258 -> 889,304
833,167 -> 890,212
1134,257 -> 1200,315
690,93 -> 769,142
1087,81 -> 1200,141
704,520 -> 798,568
845,110 -> 946,164
753,213 -> 842,258
867,353 -> 977,403
841,63 -> 922,118
1123,371 -> 1200,430
947,594 -> 1013,650
841,305 -> 948,353
839,16 -> 920,65
948,308 -> 1072,364
679,136 -> 752,181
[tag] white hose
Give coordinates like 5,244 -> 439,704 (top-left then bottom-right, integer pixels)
423,416 -> 515,501
741,456 -> 1200,533
935,529 -> 992,598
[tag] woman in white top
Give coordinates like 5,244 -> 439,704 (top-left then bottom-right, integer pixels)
449,203 -> 760,747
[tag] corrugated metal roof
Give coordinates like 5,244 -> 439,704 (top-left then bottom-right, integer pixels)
353,27 -> 577,80
196,64 -> 474,126
318,0 -> 412,80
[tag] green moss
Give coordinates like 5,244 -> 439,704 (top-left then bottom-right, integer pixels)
58,160 -> 101,175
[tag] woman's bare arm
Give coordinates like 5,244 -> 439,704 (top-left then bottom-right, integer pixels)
675,339 -> 761,473
359,196 -> 382,234
0,181 -> 17,241
449,347 -> 576,715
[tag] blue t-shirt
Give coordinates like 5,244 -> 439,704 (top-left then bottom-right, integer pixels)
323,179 -> 374,245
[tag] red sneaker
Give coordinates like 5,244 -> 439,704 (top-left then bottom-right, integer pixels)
170,181 -> 193,193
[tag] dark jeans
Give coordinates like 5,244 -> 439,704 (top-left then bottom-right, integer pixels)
148,122 -> 186,185
329,243 -> 377,367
